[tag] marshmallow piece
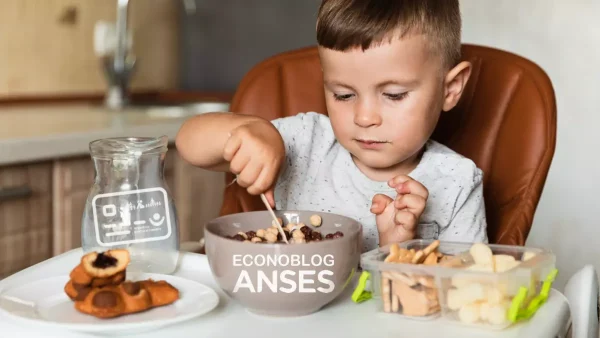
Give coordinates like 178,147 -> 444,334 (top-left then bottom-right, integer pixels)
479,302 -> 491,321
461,283 -> 487,304
458,303 -> 480,324
469,243 -> 494,268
486,286 -> 505,305
487,303 -> 509,326
493,254 -> 519,272
447,288 -> 464,310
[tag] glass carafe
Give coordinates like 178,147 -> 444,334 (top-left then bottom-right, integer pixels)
81,136 -> 179,274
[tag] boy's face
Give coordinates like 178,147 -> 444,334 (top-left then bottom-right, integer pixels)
319,34 -> 468,179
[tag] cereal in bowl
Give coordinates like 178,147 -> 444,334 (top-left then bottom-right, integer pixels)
225,216 -> 343,244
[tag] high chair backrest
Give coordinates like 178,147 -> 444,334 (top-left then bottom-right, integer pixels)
218,44 -> 557,245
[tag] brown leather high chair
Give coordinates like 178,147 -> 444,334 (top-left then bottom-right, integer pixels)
218,44 -> 557,246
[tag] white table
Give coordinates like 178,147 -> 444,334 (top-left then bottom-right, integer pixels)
0,249 -> 571,338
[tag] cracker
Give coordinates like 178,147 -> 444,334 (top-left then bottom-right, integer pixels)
423,252 -> 438,265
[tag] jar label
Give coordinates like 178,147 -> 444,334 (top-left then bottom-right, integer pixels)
91,187 -> 172,246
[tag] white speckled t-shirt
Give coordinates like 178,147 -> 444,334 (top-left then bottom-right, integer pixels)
271,112 -> 488,252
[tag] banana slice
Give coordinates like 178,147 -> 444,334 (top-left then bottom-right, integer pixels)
479,302 -> 491,321
486,286 -> 505,305
493,254 -> 520,272
460,283 -> 487,304
469,243 -> 494,268
458,303 -> 481,324
447,288 -> 464,310
487,302 -> 510,325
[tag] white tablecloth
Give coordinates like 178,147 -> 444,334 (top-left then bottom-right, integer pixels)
0,249 -> 571,338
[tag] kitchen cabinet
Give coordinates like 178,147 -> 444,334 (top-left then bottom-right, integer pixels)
51,156 -> 93,256
172,153 -> 225,243
0,148 -> 225,276
0,162 -> 53,278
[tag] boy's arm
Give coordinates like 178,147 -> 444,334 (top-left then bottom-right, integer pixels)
175,112 -> 265,171
438,170 -> 489,243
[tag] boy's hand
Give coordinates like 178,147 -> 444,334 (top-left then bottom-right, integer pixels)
370,175 -> 429,247
223,120 -> 285,207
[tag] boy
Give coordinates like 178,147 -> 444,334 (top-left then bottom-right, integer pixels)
176,0 -> 488,251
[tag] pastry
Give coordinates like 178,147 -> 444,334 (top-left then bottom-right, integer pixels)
118,281 -> 153,314
75,286 -> 127,319
140,280 -> 180,307
65,249 -> 180,319
69,249 -> 129,288
64,279 -> 93,301
81,249 -> 130,279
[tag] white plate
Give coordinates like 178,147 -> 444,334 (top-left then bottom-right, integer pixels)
0,273 -> 219,335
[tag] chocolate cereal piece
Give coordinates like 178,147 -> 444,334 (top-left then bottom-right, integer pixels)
311,231 -> 323,241
232,234 -> 245,241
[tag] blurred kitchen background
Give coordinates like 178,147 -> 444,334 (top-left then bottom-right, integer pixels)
0,0 -> 598,291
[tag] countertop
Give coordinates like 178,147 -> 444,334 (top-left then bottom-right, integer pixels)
0,101 -> 229,166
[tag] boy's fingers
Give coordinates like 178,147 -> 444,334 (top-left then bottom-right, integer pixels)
223,133 -> 242,162
394,180 -> 429,200
228,152 -> 250,176
247,165 -> 273,196
394,210 -> 418,231
388,175 -> 413,188
237,161 -> 263,189
371,194 -> 393,215
394,194 -> 427,216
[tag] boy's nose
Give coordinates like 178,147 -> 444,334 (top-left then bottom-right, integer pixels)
354,101 -> 382,127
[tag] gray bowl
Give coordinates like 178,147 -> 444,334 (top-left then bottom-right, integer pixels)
204,210 -> 362,317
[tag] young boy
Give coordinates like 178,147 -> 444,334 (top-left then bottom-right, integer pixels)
176,0 -> 488,251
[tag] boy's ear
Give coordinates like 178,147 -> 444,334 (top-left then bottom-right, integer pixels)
442,61 -> 472,112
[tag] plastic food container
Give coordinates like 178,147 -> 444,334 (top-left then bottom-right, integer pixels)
359,240 -> 556,330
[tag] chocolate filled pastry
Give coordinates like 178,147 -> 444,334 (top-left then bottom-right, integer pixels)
64,280 -> 93,302
65,250 -> 180,319
118,281 -> 153,314
75,286 -> 127,319
69,264 -> 126,288
140,280 -> 180,307
69,249 -> 129,288
81,249 -> 130,280
69,264 -> 94,286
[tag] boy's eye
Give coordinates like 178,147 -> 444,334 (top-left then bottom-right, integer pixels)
384,92 -> 409,101
333,93 -> 354,101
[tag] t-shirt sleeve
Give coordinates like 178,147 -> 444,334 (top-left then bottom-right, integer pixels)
270,112 -> 330,186
438,165 -> 489,243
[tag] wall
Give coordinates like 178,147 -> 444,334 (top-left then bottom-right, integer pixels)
0,0 -> 179,98
460,0 -> 600,290
179,0 -> 320,91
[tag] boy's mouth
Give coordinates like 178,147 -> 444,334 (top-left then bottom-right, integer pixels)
355,139 -> 388,144
355,139 -> 389,149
